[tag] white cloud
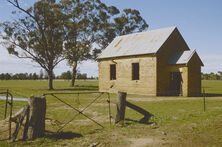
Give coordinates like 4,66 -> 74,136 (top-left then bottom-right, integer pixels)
201,54 -> 222,73
0,44 -> 98,77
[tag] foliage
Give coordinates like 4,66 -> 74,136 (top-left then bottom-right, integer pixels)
0,0 -> 148,88
76,73 -> 87,80
59,0 -> 148,86
59,71 -> 72,80
0,0 -> 67,90
0,72 -> 40,80
39,69 -> 44,79
93,8 -> 148,54
202,71 -> 222,80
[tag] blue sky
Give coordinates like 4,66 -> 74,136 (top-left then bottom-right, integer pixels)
0,0 -> 222,76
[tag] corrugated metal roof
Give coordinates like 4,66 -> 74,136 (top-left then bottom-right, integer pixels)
97,26 -> 177,59
168,50 -> 196,65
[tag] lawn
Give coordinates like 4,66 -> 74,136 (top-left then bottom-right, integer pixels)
0,80 -> 222,146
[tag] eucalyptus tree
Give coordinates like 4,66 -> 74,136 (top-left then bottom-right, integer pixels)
93,8 -> 149,58
0,0 -> 66,90
61,0 -> 148,87
60,0 -> 95,87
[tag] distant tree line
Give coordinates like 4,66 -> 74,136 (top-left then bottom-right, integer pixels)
0,71 -> 50,80
58,71 -> 92,80
202,72 -> 222,80
0,70 -> 97,80
0,73 -> 41,80
2,71 -> 222,80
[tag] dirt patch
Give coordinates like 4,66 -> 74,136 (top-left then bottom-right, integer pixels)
129,137 -> 166,147
92,103 -> 115,107
0,120 -> 16,140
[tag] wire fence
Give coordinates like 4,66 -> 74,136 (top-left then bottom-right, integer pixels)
0,88 -> 29,98
43,92 -> 112,132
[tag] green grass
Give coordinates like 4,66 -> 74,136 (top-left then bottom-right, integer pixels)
202,80 -> 222,94
0,80 -> 222,146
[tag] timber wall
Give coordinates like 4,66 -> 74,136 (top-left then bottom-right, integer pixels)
156,28 -> 190,96
187,53 -> 202,96
98,55 -> 157,95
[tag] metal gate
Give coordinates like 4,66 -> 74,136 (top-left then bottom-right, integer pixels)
0,89 -> 13,140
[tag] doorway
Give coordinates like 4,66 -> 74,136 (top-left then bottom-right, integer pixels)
169,72 -> 182,96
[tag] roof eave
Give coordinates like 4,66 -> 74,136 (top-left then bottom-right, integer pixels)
97,53 -> 156,61
187,50 -> 204,66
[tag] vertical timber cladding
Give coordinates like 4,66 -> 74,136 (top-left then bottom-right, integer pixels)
99,55 -> 157,95
167,65 -> 189,96
156,28 -> 190,96
187,53 -> 202,96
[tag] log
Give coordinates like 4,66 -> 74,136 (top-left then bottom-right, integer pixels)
115,92 -> 127,124
27,96 -> 46,140
10,107 -> 26,123
126,101 -> 152,123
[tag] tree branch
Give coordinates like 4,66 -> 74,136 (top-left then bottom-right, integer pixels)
7,0 -> 48,51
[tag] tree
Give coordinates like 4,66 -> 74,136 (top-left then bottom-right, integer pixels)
0,0 -> 66,90
60,70 -> 72,80
60,0 -> 148,87
93,8 -> 148,54
218,71 -> 222,80
6,73 -> 12,80
77,73 -> 87,80
44,70 -> 48,79
29,73 -> 33,80
33,73 -> 39,80
39,69 -> 44,79
60,0 -> 98,87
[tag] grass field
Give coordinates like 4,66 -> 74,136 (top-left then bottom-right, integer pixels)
0,80 -> 222,146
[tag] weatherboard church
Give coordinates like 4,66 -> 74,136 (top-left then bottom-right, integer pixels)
97,27 -> 203,96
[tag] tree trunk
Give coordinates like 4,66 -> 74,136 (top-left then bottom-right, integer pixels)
115,91 -> 127,124
27,97 -> 46,140
48,70 -> 54,90
71,61 -> 78,87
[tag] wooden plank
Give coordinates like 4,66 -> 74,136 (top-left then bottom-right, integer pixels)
126,101 -> 152,123
12,105 -> 29,141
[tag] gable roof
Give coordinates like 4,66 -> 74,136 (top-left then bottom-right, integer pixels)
97,26 -> 177,59
168,50 -> 204,66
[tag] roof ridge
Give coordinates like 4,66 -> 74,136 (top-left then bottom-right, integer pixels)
186,49 -> 196,63
97,26 -> 179,59
117,26 -> 177,38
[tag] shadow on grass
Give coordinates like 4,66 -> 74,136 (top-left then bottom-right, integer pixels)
45,131 -> 83,140
202,93 -> 222,97
38,85 -> 99,92
52,88 -> 98,91
125,101 -> 154,125
125,111 -> 153,125
125,117 -> 153,125
52,85 -> 98,92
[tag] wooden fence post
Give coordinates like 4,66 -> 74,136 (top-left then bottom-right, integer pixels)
27,96 -> 46,140
115,92 -> 127,124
